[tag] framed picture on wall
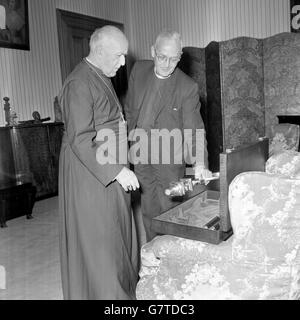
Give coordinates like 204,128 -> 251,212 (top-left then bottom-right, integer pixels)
0,0 -> 29,50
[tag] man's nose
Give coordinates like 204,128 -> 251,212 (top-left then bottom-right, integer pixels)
164,58 -> 170,67
120,55 -> 126,66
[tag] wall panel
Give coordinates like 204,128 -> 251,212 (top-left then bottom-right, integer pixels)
0,0 -> 125,126
0,0 -> 291,126
130,0 -> 290,60
0,0 -> 61,125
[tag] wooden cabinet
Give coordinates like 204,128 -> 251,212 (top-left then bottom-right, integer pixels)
0,122 -> 63,199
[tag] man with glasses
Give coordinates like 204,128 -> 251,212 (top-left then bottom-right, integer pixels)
125,30 -> 211,242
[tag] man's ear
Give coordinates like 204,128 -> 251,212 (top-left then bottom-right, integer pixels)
150,46 -> 155,59
95,45 -> 103,57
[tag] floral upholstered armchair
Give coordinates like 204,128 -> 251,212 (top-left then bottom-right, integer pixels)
136,150 -> 300,300
269,123 -> 300,156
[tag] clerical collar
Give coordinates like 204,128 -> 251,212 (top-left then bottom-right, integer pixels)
84,58 -> 106,77
154,68 -> 171,80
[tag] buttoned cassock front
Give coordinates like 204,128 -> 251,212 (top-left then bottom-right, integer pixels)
58,60 -> 138,300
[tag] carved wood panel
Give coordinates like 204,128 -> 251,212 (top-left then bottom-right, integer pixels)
220,37 -> 265,150
263,32 -> 300,137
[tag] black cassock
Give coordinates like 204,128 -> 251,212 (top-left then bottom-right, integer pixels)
58,59 -> 138,300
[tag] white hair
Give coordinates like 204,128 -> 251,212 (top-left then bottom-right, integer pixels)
89,25 -> 127,53
154,30 -> 182,50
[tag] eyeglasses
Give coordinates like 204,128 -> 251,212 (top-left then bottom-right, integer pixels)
154,48 -> 182,64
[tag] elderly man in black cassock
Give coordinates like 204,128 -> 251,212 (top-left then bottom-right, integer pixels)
58,25 -> 139,300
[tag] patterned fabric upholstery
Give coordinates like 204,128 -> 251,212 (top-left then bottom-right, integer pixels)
269,124 -> 300,157
263,33 -> 300,135
266,150 -> 300,178
136,169 -> 300,300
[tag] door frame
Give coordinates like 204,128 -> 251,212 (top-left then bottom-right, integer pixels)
56,9 -> 124,83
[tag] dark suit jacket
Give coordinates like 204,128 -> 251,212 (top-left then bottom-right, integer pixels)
124,60 -> 208,167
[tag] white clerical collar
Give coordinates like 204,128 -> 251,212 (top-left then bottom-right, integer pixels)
85,57 -> 106,77
85,57 -> 96,67
154,68 -> 171,80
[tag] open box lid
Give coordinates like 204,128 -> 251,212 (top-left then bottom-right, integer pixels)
152,138 -> 269,244
217,137 -> 269,232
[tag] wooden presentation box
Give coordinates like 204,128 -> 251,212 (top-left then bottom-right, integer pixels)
151,138 -> 269,244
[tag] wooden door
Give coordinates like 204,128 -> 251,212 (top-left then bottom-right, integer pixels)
56,9 -> 128,100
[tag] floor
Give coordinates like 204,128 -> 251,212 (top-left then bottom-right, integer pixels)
0,197 -> 63,300
0,194 -> 146,300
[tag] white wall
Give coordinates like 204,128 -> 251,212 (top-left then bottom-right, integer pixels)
129,0 -> 290,59
0,0 -> 290,126
0,0 -> 60,125
0,0 -> 126,125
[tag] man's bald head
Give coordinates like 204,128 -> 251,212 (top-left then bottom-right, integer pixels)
87,25 -> 128,77
89,25 -> 128,54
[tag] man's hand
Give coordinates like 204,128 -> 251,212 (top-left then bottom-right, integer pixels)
115,167 -> 140,192
194,165 -> 212,185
